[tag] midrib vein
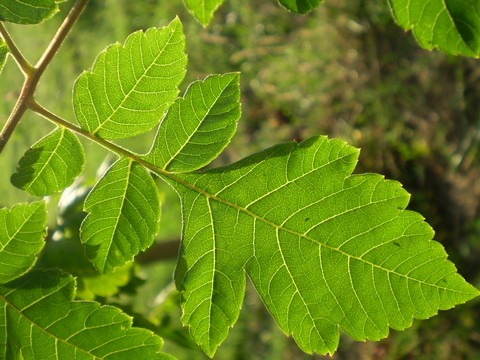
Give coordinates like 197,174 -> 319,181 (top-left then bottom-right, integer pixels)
144,162 -> 470,295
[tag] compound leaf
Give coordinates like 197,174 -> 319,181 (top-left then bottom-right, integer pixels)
277,0 -> 321,14
143,73 -> 241,173
0,269 -> 174,359
388,0 -> 480,57
0,0 -> 61,24
183,0 -> 224,26
154,136 -> 479,356
73,18 -> 186,139
0,202 -> 46,284
0,39 -> 8,75
11,127 -> 85,196
80,158 -> 161,273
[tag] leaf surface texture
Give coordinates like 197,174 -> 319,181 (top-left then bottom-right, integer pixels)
0,0 -> 60,24
11,127 -> 85,196
0,270 -> 173,359
154,136 -> 479,356
81,158 -> 161,273
73,19 -> 186,139
144,73 -> 241,173
0,202 -> 46,284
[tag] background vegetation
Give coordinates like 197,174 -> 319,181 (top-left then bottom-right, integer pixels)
1,0 -> 479,358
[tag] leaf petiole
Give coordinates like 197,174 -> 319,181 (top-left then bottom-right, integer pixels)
0,22 -> 33,75
28,100 -> 137,162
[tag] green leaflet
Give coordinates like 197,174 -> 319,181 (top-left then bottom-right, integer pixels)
143,73 -> 241,173
183,0 -> 224,26
155,136 -> 479,356
0,0 -> 61,24
80,158 -> 161,273
278,0 -> 321,14
11,127 -> 85,196
0,202 -> 46,284
0,39 -> 8,75
73,18 -> 187,139
388,0 -> 480,57
0,269 -> 174,359
37,182 -> 136,300
2,12 -> 474,358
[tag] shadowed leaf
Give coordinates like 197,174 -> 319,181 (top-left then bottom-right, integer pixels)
278,0 -> 321,14
388,0 -> 480,57
11,127 -> 85,196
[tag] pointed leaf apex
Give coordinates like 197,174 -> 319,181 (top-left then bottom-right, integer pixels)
73,20 -> 187,139
81,159 -> 161,273
163,135 -> 478,356
143,72 -> 241,172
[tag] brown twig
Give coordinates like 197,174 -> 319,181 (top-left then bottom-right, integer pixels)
0,0 -> 89,154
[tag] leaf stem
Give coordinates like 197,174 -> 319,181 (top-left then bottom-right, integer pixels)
29,100 -> 177,187
0,0 -> 89,154
0,81 -> 30,154
34,0 -> 89,81
31,102 -> 179,263
0,22 -> 34,75
28,100 -> 141,161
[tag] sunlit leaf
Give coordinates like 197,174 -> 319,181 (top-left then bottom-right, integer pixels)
183,0 -> 224,26
0,39 -> 8,75
153,136 -> 479,356
73,18 -> 187,139
0,202 -> 46,284
5,12 -> 473,359
0,0 -> 61,24
11,127 -> 85,196
143,73 -> 241,173
388,0 -> 480,57
277,0 -> 321,14
0,269 -> 174,359
80,158 -> 161,273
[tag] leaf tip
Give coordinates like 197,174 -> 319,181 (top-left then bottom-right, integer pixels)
169,16 -> 183,30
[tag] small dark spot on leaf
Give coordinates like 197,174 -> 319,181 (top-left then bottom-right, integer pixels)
393,242 -> 401,247
304,217 -> 310,222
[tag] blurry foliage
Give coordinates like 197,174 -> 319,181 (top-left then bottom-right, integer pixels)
1,0 -> 480,358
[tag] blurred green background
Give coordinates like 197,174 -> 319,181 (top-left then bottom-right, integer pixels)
1,0 -> 480,358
